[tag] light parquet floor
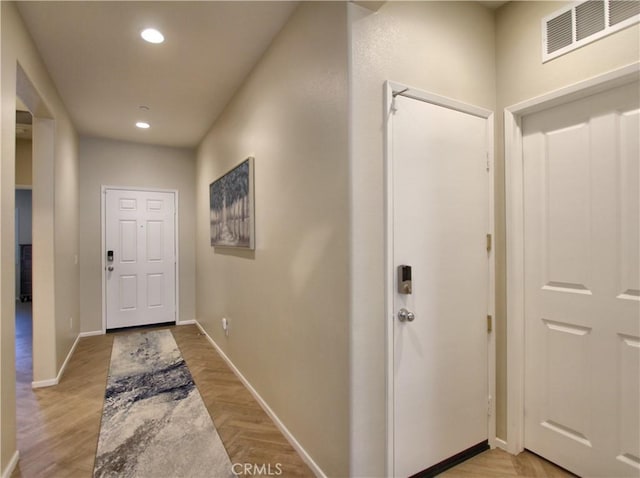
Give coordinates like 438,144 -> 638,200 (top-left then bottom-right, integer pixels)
13,302 -> 114,478
440,449 -> 575,478
12,305 -> 574,477
171,325 -> 314,477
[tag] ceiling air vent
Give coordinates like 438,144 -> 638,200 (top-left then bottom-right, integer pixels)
542,0 -> 640,62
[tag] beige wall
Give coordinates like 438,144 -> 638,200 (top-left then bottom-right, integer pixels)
196,3 -> 349,476
496,1 -> 640,108
15,138 -> 31,186
78,136 -> 196,333
1,2 -> 79,474
494,1 -> 640,440
348,2 -> 496,474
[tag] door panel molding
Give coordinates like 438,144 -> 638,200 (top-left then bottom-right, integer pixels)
101,186 -> 179,333
384,81 -> 495,476
504,62 -> 640,456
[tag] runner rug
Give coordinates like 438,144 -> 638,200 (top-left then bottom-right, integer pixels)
94,329 -> 234,478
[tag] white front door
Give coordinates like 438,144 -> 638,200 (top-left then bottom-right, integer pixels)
105,189 -> 176,329
523,80 -> 640,477
391,92 -> 492,477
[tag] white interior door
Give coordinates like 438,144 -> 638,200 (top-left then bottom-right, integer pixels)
391,93 -> 491,477
105,189 -> 176,329
523,80 -> 640,477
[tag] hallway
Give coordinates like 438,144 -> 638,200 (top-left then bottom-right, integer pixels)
2,2 -> 638,476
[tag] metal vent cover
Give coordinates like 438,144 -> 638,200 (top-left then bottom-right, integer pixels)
576,1 -> 606,40
542,0 -> 640,62
547,10 -> 574,53
610,0 -> 640,24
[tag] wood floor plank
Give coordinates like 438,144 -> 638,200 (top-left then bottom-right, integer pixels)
11,316 -> 314,478
12,328 -> 112,478
441,449 -> 576,478
11,305 -> 575,478
171,325 -> 315,478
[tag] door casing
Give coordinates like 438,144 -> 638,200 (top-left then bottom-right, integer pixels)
100,186 -> 180,333
384,81 -> 496,475
504,62 -> 640,455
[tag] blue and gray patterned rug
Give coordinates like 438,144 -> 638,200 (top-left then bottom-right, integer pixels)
94,330 -> 234,478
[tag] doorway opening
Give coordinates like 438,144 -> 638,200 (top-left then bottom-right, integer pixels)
15,63 -> 57,389
15,103 -> 33,389
13,65 -> 58,475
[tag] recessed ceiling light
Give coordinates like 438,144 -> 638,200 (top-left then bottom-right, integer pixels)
141,28 -> 164,44
136,121 -> 150,129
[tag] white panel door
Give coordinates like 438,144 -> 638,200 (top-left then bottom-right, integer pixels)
105,189 -> 176,329
523,81 -> 640,477
392,94 -> 491,477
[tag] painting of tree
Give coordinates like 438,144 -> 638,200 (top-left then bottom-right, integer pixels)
209,157 -> 254,249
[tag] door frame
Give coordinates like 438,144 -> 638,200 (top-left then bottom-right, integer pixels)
100,186 -> 179,333
504,62 -> 640,455
384,81 -> 496,475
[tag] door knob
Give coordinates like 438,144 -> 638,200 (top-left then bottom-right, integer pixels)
397,308 -> 415,322
107,265 -> 114,272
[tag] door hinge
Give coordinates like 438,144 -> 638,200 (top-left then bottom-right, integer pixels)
486,152 -> 490,172
487,395 -> 493,416
487,314 -> 492,333
486,233 -> 492,253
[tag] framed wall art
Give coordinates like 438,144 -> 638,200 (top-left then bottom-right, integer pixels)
209,157 -> 255,249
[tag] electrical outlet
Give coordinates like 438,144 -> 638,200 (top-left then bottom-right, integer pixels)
221,317 -> 229,337
69,316 -> 73,330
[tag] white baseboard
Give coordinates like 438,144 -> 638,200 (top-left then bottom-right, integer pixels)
31,377 -> 58,388
194,321 -> 327,478
495,437 -> 509,452
79,330 -> 104,337
177,319 -> 196,326
32,332 -> 81,389
1,450 -> 19,478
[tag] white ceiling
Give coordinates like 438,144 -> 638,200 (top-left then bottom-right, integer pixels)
16,1 -> 298,148
478,1 -> 509,9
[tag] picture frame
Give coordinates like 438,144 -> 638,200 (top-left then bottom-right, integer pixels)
209,156 -> 255,249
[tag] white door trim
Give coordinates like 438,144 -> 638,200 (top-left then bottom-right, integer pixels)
100,186 -> 179,333
384,81 -> 496,476
504,62 -> 640,455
